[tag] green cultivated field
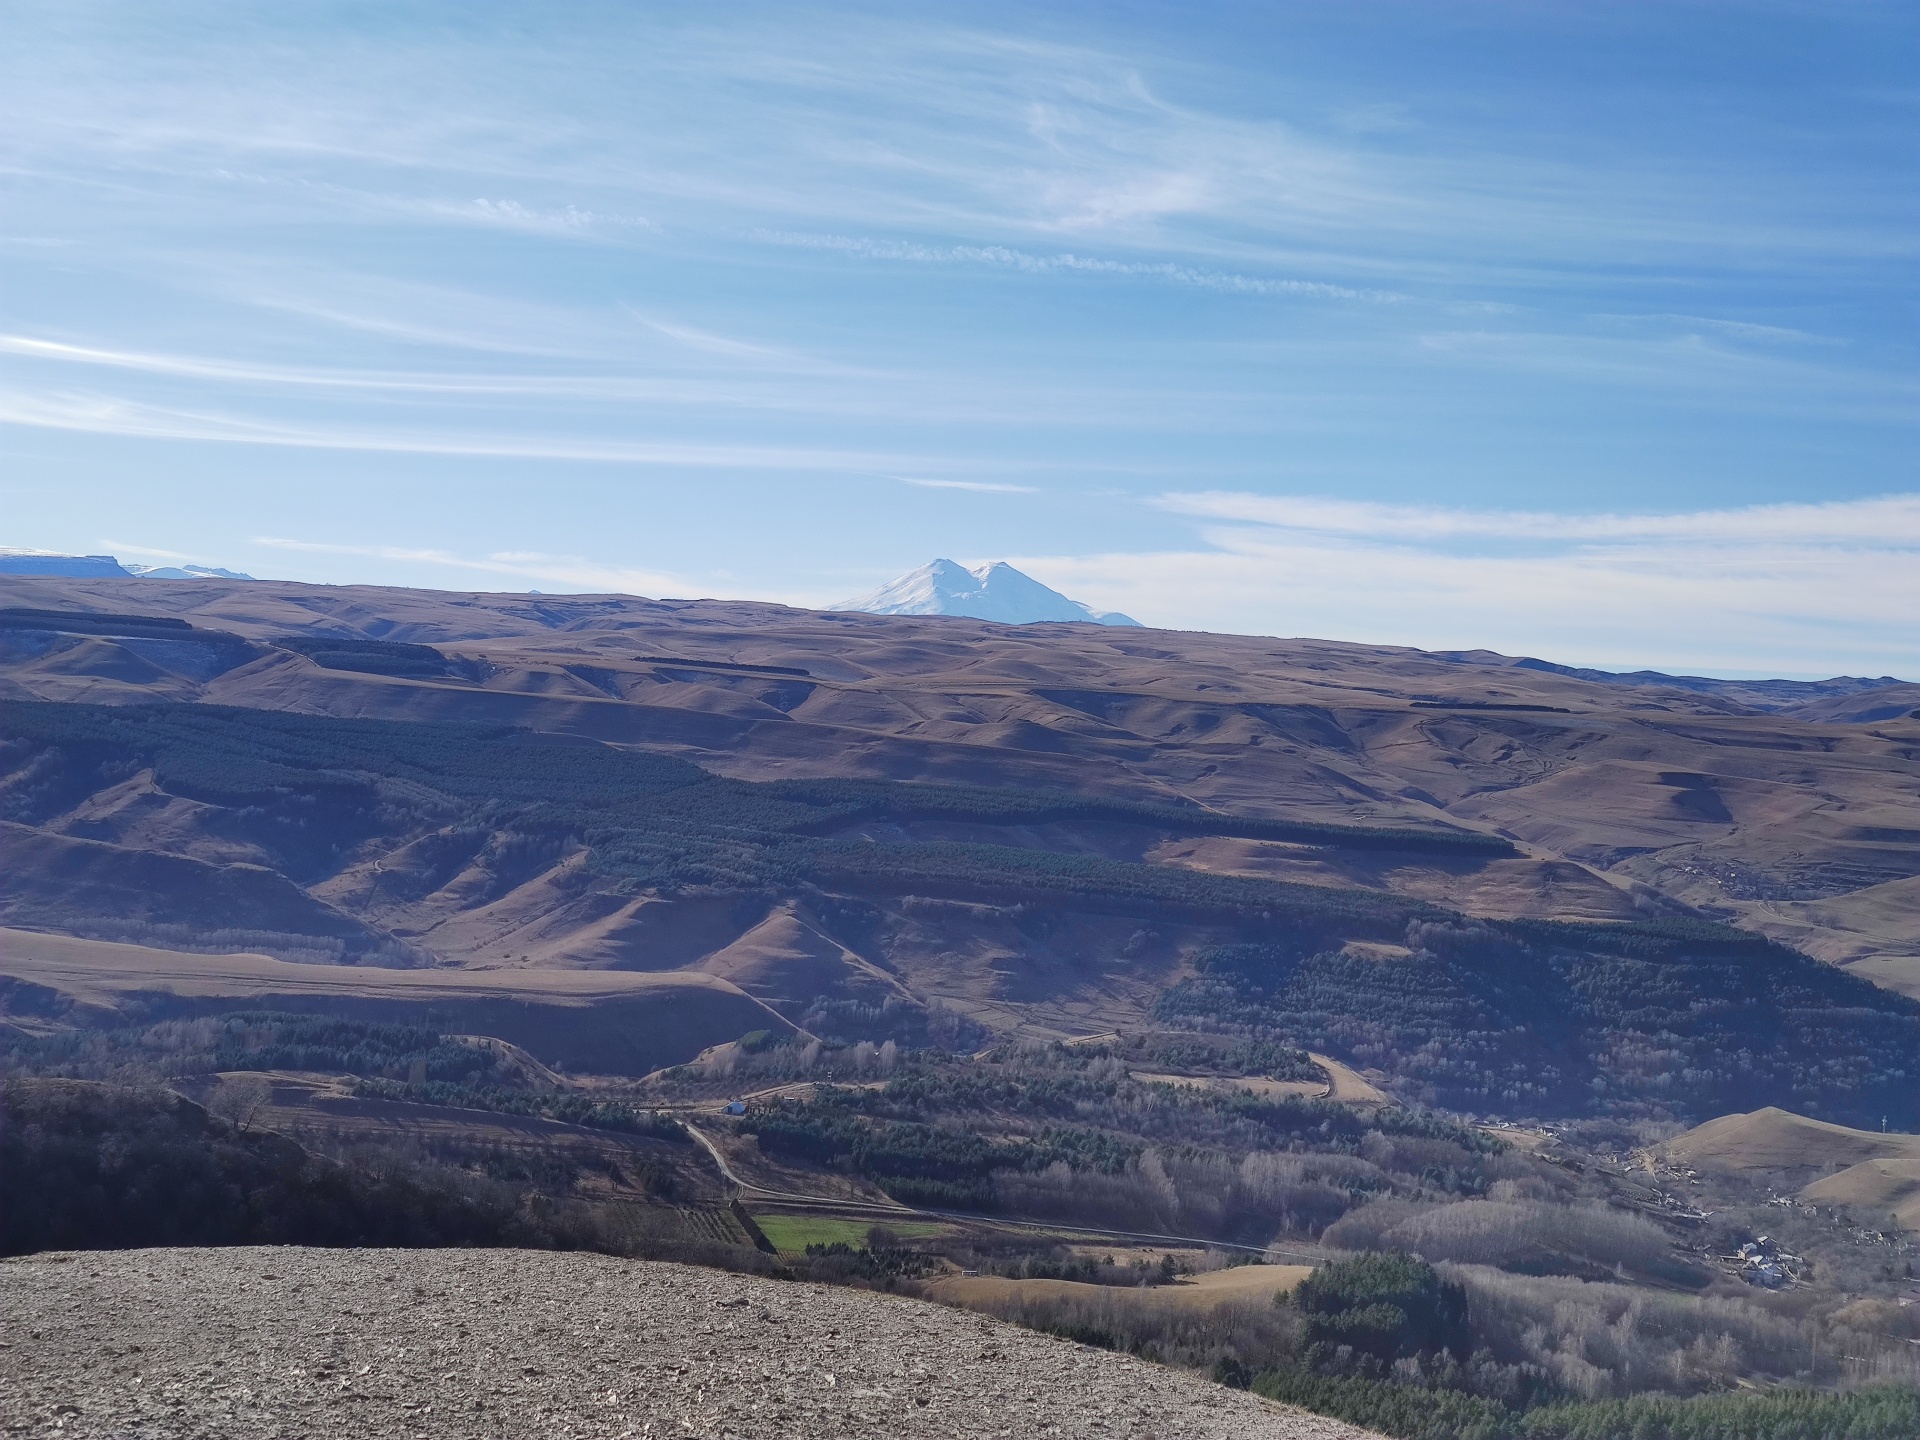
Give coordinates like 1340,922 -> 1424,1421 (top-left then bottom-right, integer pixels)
751,1214 -> 949,1253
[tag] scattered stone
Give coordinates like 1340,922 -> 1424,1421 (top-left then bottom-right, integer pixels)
0,1248 -> 1380,1439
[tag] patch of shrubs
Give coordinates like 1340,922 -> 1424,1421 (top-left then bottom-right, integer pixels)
1292,1252 -> 1471,1372
1249,1371 -> 1920,1440
1,1078 -> 579,1256
1252,1253 -> 1919,1439
2,1010 -> 528,1089
1159,922 -> 1920,1127
795,1228 -> 937,1289
350,1077 -> 686,1138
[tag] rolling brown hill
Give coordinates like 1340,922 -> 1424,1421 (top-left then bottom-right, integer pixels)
1661,1106 -> 1920,1175
1659,1106 -> 1920,1231
2,573 -> 1913,996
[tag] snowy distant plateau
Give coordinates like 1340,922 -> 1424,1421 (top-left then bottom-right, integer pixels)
831,559 -> 1139,627
0,550 -> 254,581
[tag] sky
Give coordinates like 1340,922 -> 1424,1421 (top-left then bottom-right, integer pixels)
1,0 -> 1914,678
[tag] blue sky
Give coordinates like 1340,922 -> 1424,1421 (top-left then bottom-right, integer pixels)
2,0 -> 1914,676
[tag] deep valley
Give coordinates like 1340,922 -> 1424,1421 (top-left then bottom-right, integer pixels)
4,575 -> 1918,1439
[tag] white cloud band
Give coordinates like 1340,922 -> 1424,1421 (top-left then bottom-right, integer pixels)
1016,492 -> 1920,676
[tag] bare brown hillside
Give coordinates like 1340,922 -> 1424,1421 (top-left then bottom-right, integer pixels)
2,575 -> 1914,989
1659,1107 -> 1920,1233
1662,1107 -> 1920,1175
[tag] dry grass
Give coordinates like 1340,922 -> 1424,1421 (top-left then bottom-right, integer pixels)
0,928 -> 787,1076
1799,1158 -> 1920,1230
0,927 -> 762,1007
1130,1071 -> 1326,1101
926,1263 -> 1313,1311
1662,1106 -> 1920,1173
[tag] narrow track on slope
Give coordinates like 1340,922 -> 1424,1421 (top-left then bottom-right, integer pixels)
680,1120 -> 1325,1261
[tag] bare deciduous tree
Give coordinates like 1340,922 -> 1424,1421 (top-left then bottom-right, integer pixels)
207,1073 -> 273,1133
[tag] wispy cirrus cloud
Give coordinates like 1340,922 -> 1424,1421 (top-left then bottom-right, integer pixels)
620,310 -> 871,375
755,230 -> 1392,301
900,476 -> 1037,494
0,334 -> 577,394
251,537 -> 691,597
3,3 -> 1912,657
0,331 -> 872,399
195,171 -> 660,241
1595,314 -> 1833,347
0,323 -> 1273,432
1154,491 -> 1920,547
98,539 -> 213,563
447,197 -> 657,235
0,388 -> 933,471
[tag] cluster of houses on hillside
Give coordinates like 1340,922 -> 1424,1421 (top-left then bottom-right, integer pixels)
1726,1235 -> 1796,1288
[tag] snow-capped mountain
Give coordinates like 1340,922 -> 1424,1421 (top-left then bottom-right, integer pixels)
0,549 -> 254,580
830,559 -> 1139,626
124,563 -> 256,580
0,549 -> 132,577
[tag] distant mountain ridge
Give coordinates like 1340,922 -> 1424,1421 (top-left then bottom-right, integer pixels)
0,550 -> 253,581
0,550 -> 132,578
126,563 -> 256,581
831,559 -> 1139,626
1434,647 -> 1909,715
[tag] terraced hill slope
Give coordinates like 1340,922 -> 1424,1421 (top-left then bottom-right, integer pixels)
2,575 -> 1911,987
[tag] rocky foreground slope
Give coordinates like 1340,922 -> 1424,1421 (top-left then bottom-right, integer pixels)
0,1247 -> 1379,1439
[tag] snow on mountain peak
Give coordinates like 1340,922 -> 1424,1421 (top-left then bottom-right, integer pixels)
124,563 -> 257,580
830,559 -> 1139,627
0,550 -> 255,580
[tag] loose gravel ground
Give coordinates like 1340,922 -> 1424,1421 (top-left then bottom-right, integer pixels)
1,1248 -> 1380,1439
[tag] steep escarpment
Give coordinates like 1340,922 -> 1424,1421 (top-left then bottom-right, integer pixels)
5,698 -> 1917,1126
2,575 -> 1913,983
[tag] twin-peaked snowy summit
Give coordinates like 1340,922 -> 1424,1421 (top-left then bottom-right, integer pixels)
830,559 -> 1140,627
